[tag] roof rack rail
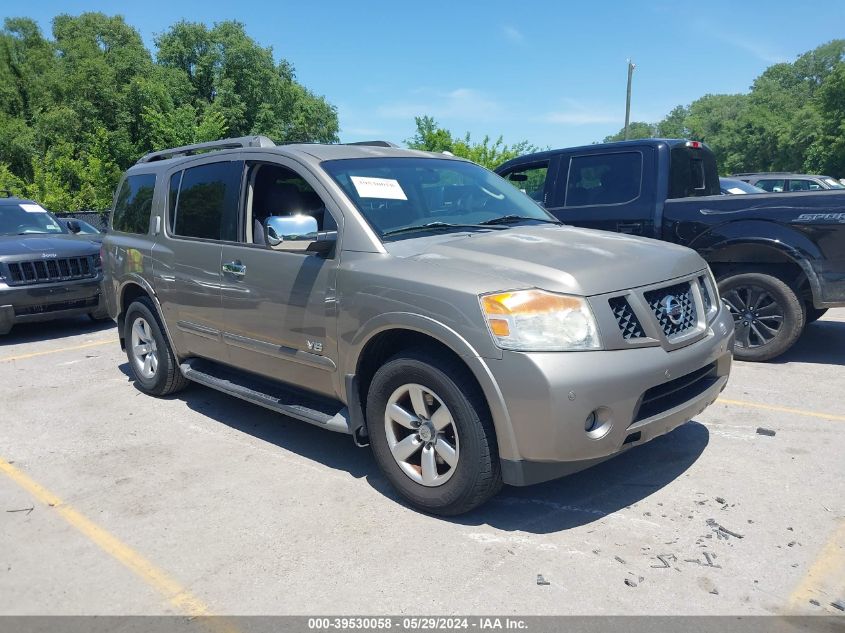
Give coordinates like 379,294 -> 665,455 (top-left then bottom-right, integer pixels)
136,135 -> 276,164
344,140 -> 399,148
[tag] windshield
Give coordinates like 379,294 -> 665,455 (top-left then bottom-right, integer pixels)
0,203 -> 66,236
823,178 -> 845,189
321,157 -> 556,239
720,178 -> 765,194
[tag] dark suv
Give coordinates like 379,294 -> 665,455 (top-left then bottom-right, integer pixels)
733,173 -> 845,192
0,193 -> 107,335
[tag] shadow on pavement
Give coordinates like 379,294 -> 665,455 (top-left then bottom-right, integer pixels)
773,318 -> 845,366
451,421 -> 709,534
0,316 -> 115,346
119,362 -> 376,480
120,361 -> 708,533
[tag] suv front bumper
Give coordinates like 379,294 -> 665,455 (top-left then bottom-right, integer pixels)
490,306 -> 734,486
0,276 -> 105,334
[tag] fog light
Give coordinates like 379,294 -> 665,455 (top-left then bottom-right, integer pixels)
585,411 -> 598,432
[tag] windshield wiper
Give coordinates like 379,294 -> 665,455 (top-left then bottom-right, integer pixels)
479,214 -> 562,226
382,222 -> 507,237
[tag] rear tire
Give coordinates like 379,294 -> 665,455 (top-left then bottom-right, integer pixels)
124,297 -> 188,396
367,350 -> 502,515
718,272 -> 804,362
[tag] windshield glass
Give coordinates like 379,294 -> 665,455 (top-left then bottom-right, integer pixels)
0,203 -> 66,236
321,157 -> 556,238
823,178 -> 845,189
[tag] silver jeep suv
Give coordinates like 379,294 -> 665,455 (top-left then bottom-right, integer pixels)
102,136 -> 734,515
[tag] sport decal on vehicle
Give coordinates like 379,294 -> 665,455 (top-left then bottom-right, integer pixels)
794,212 -> 845,223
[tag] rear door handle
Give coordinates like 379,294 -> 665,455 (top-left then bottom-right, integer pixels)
222,261 -> 246,276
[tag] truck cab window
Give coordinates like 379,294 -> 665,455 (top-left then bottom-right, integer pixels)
501,162 -> 549,204
565,152 -> 642,207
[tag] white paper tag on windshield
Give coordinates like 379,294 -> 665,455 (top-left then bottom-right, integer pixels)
727,187 -> 746,195
350,176 -> 407,200
19,203 -> 48,213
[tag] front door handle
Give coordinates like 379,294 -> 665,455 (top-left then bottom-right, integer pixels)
617,222 -> 643,235
222,261 -> 246,276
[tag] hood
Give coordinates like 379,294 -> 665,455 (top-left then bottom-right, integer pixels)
384,225 -> 706,296
0,233 -> 100,259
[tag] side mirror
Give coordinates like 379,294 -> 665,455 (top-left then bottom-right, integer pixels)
508,173 -> 528,182
265,215 -> 320,252
66,220 -> 81,234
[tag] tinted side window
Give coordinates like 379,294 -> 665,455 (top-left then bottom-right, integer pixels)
172,162 -> 242,241
757,179 -> 785,192
565,152 -> 641,207
112,174 -> 156,234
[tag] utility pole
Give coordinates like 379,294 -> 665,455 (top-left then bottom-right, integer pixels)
624,59 -> 635,140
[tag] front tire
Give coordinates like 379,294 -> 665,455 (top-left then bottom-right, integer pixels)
367,350 -> 502,515
124,297 -> 188,396
718,272 -> 805,362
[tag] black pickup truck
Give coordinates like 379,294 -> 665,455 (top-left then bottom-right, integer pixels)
496,139 -> 845,361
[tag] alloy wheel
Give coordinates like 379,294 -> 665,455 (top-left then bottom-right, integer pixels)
130,317 -> 159,379
722,285 -> 784,349
383,383 -> 460,487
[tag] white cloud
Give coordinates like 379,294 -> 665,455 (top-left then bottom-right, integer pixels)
539,99 -> 622,126
502,25 -> 524,43
694,19 -> 786,64
375,88 -> 503,121
543,111 -> 620,125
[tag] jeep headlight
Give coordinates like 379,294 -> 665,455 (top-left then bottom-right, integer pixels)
480,289 -> 601,351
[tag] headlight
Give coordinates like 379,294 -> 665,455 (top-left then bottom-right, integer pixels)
480,289 -> 601,351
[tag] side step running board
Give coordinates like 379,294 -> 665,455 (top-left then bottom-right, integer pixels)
180,359 -> 352,434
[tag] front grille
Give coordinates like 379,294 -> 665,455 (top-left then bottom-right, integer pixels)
633,362 -> 718,423
609,296 -> 645,339
4,256 -> 96,286
14,296 -> 99,316
644,281 -> 697,337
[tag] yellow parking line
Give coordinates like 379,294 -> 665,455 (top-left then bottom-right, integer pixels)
0,457 -> 237,629
0,339 -> 115,363
718,398 -> 845,422
788,520 -> 845,611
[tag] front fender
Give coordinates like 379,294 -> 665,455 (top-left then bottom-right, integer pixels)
343,312 -> 520,461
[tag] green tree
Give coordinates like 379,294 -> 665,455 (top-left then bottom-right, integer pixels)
155,20 -> 338,143
0,13 -> 340,210
406,116 -> 538,170
602,121 -> 656,143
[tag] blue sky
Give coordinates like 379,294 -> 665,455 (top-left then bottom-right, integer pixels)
12,0 -> 845,148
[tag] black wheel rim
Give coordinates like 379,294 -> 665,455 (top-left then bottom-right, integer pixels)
722,285 -> 784,349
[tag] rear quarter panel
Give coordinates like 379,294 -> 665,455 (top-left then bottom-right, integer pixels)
663,190 -> 845,305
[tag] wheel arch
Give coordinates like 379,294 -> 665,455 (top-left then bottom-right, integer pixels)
116,277 -> 177,354
700,236 -> 821,306
346,316 -> 519,461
